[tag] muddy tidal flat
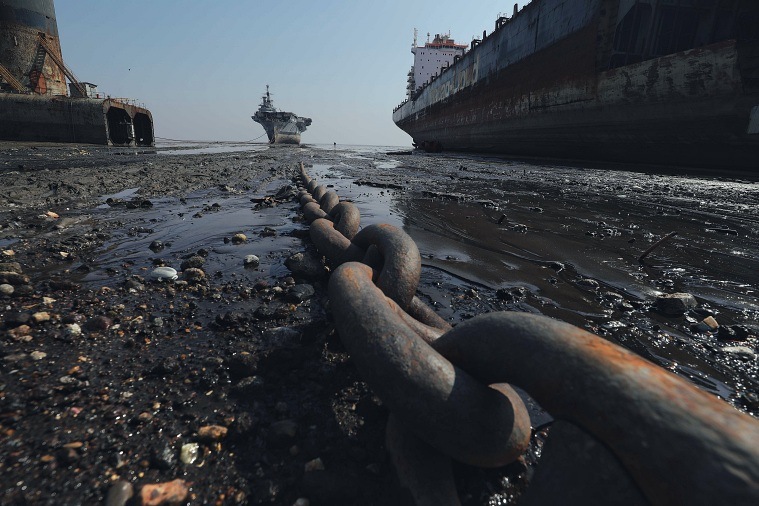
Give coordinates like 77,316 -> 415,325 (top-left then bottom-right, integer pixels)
1,141 -> 758,505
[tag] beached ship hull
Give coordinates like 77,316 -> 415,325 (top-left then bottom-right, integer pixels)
253,86 -> 311,145
393,0 -> 759,170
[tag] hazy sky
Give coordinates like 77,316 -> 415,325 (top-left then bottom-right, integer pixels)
56,1 -> 531,146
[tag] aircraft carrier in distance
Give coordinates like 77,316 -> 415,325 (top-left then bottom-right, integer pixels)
252,86 -> 311,145
393,0 -> 759,170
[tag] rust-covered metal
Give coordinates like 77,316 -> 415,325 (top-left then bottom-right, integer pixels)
329,262 -> 532,467
0,0 -> 155,146
328,201 -> 360,239
297,164 -> 759,504
393,0 -> 759,170
433,312 -> 759,504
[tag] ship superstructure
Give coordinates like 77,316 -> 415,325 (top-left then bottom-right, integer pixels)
393,0 -> 759,170
252,86 -> 311,145
407,31 -> 467,99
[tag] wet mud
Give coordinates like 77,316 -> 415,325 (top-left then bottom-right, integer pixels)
1,141 -> 757,504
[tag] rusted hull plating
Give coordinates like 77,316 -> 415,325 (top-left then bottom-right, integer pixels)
0,95 -> 155,146
393,0 -> 759,170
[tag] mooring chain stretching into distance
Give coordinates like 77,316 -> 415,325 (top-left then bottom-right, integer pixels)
294,162 -> 759,506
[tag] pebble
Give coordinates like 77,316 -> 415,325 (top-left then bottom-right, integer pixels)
65,323 -> 82,336
244,255 -> 260,268
182,267 -> 206,282
139,479 -> 189,506
719,346 -> 757,359
180,443 -> 199,465
227,352 -> 259,379
304,457 -> 325,472
3,353 -> 28,363
232,376 -> 265,397
8,325 -> 31,339
696,316 -> 719,333
197,425 -> 228,442
0,262 -> 22,274
85,315 -> 113,332
180,255 -> 205,270
0,271 -> 29,285
30,351 -> 47,361
0,284 -> 13,296
31,311 -> 50,323
284,252 -> 324,279
655,292 -> 697,315
286,284 -> 315,303
150,267 -> 178,281
293,499 -> 310,506
149,240 -> 164,252
231,233 -> 247,244
105,480 -> 134,506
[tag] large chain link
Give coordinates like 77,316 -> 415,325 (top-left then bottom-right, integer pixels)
295,163 -> 759,505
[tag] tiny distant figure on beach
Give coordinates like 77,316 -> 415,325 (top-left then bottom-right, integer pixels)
333,142 -> 336,149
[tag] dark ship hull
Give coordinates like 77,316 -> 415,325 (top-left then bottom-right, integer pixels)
393,0 -> 759,170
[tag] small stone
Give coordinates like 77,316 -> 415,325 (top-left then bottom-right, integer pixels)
0,262 -> 22,274
31,312 -> 50,323
0,284 -> 13,296
655,293 -> 697,316
304,458 -> 325,472
105,480 -> 134,506
0,271 -> 30,285
232,376 -> 265,397
286,284 -> 315,303
243,255 -> 260,268
65,323 -> 82,336
139,479 -> 189,506
719,346 -> 757,360
149,240 -> 164,252
8,325 -> 31,339
197,425 -> 228,442
262,327 -> 301,347
30,351 -> 47,361
85,315 -> 113,332
696,316 -> 719,333
3,353 -> 28,363
150,267 -> 178,281
292,499 -> 310,506
180,443 -> 199,465
284,252 -> 324,279
182,267 -> 205,282
231,233 -> 247,244
227,352 -> 259,379
180,255 -> 205,270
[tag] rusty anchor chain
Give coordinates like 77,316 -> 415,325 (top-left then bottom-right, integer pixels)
294,163 -> 759,505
